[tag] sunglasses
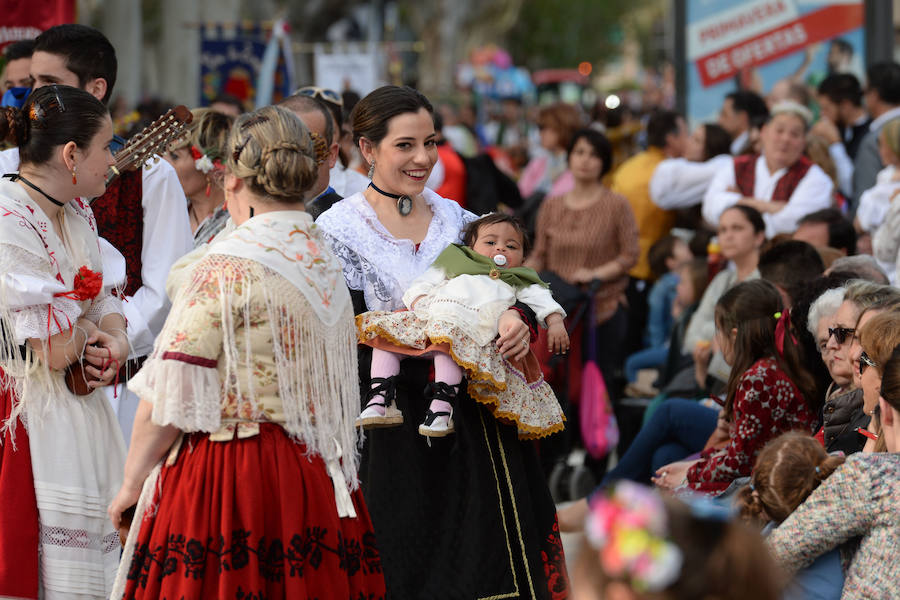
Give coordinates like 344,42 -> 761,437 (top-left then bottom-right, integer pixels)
295,86 -> 343,108
859,350 -> 877,375
828,327 -> 855,345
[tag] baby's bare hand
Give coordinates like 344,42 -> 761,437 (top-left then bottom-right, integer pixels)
547,322 -> 570,354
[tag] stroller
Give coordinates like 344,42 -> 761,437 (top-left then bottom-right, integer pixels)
536,275 -> 618,503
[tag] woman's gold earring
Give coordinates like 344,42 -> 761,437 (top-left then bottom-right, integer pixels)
71,166 -> 77,185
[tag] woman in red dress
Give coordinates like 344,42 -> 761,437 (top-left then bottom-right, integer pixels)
107,105 -> 386,599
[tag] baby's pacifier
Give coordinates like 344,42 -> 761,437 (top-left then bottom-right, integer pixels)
492,254 -> 507,266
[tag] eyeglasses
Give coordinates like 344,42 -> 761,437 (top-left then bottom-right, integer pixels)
295,86 -> 343,108
859,350 -> 877,375
828,327 -> 855,345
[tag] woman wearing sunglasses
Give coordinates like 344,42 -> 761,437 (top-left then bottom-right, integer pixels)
806,284 -> 869,456
854,306 -> 900,452
827,282 -> 900,448
767,341 -> 900,599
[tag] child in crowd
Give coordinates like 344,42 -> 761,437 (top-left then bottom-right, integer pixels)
737,432 -> 845,600
650,279 -> 818,495
625,254 -> 706,397
573,480 -> 780,600
356,213 -> 568,438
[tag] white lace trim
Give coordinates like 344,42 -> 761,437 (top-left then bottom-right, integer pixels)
40,524 -> 119,554
316,188 -> 477,310
82,293 -> 123,324
129,358 -> 222,432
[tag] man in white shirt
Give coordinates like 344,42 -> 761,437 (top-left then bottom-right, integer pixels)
718,90 -> 769,155
852,62 -> 900,210
0,25 -> 193,443
650,123 -> 733,210
703,101 -> 833,237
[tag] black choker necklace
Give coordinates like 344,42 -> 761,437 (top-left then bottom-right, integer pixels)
369,182 -> 413,216
2,173 -> 65,207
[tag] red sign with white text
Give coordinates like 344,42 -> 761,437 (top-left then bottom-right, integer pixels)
696,3 -> 864,87
0,0 -> 75,49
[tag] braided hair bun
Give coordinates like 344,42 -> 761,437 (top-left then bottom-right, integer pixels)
226,105 -> 318,204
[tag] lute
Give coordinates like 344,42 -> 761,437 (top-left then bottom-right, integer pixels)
67,105 -> 193,394
105,104 -> 194,185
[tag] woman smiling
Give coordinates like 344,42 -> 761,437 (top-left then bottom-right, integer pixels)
703,101 -> 834,237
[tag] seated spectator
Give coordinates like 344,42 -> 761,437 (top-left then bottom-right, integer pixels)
650,258 -> 712,394
806,286 -> 868,455
719,90 -> 769,155
812,73 -> 870,198
703,101 -> 834,237
793,208 -> 857,255
572,481 -> 779,600
830,281 -> 900,450
653,280 -> 818,496
683,206 -> 764,358
757,239 -> 825,308
559,280 -> 817,502
856,118 -> 900,234
767,342 -> 900,598
649,123 -> 733,209
644,236 -> 692,350
826,255 -> 889,284
625,255 -> 707,397
854,307 -> 900,451
805,133 -> 844,206
737,432 -> 845,600
851,61 -> 900,211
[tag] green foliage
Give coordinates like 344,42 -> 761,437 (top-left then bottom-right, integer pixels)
506,0 -> 646,70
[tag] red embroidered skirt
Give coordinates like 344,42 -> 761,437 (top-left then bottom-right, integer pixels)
0,372 -> 39,599
121,423 -> 386,599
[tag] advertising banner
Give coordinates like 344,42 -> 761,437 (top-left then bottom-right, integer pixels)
0,0 -> 75,50
685,0 -> 865,125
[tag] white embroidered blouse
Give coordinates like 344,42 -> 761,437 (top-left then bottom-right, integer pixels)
315,188 -> 478,311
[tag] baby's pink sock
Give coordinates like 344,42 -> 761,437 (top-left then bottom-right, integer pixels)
366,349 -> 402,415
430,353 -> 462,415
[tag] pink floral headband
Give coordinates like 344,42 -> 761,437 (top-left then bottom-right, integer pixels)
585,481 -> 683,592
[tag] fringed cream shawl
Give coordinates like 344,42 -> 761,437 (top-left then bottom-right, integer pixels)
128,211 -> 362,485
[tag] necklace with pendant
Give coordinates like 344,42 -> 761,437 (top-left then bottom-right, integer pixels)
369,182 -> 413,216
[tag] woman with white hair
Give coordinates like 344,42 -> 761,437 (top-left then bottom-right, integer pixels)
703,101 -> 834,237
807,286 -> 869,455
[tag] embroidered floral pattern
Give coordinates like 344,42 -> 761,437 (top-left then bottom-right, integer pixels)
541,518 -> 570,600
127,527 -> 383,588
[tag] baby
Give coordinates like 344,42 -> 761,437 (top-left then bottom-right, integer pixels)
357,213 -> 568,438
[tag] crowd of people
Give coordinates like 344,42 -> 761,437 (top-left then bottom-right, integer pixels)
1,22 -> 900,600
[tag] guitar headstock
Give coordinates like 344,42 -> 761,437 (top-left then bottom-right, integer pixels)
110,105 -> 194,180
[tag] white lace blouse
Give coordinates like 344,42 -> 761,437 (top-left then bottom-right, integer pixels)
315,188 -> 478,311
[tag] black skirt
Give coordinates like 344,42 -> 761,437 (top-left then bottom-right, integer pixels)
354,292 -> 569,599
